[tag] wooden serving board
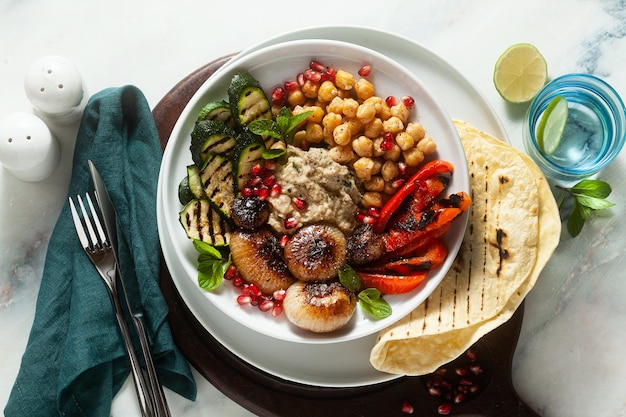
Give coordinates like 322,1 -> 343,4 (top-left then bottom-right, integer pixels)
152,55 -> 540,417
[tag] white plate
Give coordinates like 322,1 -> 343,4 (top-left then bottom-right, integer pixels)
157,26 -> 508,387
159,38 -> 469,344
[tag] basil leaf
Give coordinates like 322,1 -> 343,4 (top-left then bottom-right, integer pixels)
193,240 -> 222,258
338,265 -> 361,293
570,179 -> 612,199
358,288 -> 392,319
197,260 -> 223,291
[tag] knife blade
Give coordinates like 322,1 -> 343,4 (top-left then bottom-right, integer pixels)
88,160 -> 171,417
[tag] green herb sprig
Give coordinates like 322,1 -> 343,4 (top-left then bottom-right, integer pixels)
248,107 -> 312,159
557,179 -> 615,237
193,240 -> 231,291
339,265 -> 392,319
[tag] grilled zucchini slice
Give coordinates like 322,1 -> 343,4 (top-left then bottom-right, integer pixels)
200,153 -> 235,220
179,199 -> 231,245
233,129 -> 265,192
190,120 -> 237,167
228,72 -> 273,129
197,100 -> 235,127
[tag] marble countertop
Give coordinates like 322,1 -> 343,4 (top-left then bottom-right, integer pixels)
2,0 -> 626,416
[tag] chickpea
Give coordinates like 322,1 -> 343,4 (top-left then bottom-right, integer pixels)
364,176 -> 385,192
381,160 -> 400,182
305,121 -> 324,143
352,136 -> 373,157
342,98 -> 359,119
363,118 -> 384,139
390,103 -> 410,123
403,147 -> 425,166
317,80 -> 338,103
345,118 -> 362,136
383,143 -> 402,161
354,78 -> 375,101
361,191 -> 383,208
383,181 -> 398,195
372,137 -> 387,157
335,70 -> 356,90
417,136 -> 437,155
383,116 -> 405,134
405,122 -> 426,141
302,79 -> 319,99
333,122 -> 352,146
322,112 -> 342,132
328,145 -> 354,164
371,157 -> 383,175
287,89 -> 306,107
327,96 -> 344,114
305,105 -> 325,124
356,102 -> 376,124
353,157 -> 375,181
293,130 -> 307,147
395,131 -> 415,151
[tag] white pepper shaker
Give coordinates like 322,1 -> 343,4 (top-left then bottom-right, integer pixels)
24,55 -> 88,125
0,112 -> 60,182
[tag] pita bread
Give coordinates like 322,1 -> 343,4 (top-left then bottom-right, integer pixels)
370,120 -> 560,375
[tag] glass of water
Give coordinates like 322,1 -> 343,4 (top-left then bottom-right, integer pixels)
523,73 -> 626,182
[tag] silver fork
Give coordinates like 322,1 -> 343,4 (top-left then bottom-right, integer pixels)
69,193 -> 156,417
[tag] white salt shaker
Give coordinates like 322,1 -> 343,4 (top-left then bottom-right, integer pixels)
24,56 -> 88,125
0,112 -> 60,182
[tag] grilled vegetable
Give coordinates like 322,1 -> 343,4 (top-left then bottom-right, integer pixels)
190,120 -> 237,167
200,153 -> 235,220
228,72 -> 273,129
197,100 -> 235,127
233,129 -> 265,192
179,199 -> 231,245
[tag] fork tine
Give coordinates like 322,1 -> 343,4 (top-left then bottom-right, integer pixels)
69,196 -> 90,250
86,192 -> 108,246
77,194 -> 99,249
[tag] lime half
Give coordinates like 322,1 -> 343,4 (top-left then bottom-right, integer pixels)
537,95 -> 568,155
493,43 -> 548,104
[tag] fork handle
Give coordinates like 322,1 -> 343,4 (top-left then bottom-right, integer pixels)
109,283 -> 156,417
132,315 -> 171,417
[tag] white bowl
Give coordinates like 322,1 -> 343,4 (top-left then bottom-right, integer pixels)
157,39 -> 470,344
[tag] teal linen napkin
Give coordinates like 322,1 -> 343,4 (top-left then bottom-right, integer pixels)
5,85 -> 196,417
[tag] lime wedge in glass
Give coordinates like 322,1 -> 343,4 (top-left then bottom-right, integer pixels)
537,95 -> 568,155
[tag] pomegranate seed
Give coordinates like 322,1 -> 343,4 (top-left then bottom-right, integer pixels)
270,183 -> 282,198
271,304 -> 283,317
297,73 -> 306,86
284,216 -> 299,229
355,212 -> 367,223
241,285 -> 250,296
321,67 -> 336,82
237,294 -> 251,305
292,197 -> 308,210
271,87 -> 286,106
470,364 -> 483,374
380,132 -> 395,151
300,139 -> 310,151
279,234 -> 289,248
247,283 -> 260,296
459,377 -> 472,386
358,64 -> 372,77
454,393 -> 465,404
263,175 -> 276,187
362,215 -> 375,225
233,277 -> 244,287
250,163 -> 264,176
249,296 -> 259,306
435,368 -> 447,376
437,403 -> 452,415
470,384 -> 480,394
224,265 -> 238,280
401,95 -> 415,109
284,80 -> 299,92
258,186 -> 270,200
309,60 -> 326,72
246,176 -> 262,187
303,69 -> 321,83
398,161 -> 408,176
466,349 -> 477,362
242,187 -> 254,197
392,179 -> 405,188
264,160 -> 276,171
400,401 -> 414,414
429,386 -> 442,396
385,95 -> 399,107
273,289 -> 286,301
455,367 -> 468,376
258,299 -> 275,312
367,207 -> 380,218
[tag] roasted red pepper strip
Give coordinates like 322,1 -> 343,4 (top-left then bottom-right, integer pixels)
357,271 -> 429,295
388,176 -> 448,228
384,239 -> 448,275
374,160 -> 454,233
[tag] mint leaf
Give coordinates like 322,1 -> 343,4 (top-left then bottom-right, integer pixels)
287,111 -> 313,133
248,119 -> 282,140
193,240 -> 230,291
558,179 -> 614,237
358,288 -> 392,319
339,265 -> 361,293
262,148 -> 286,159
193,240 -> 222,258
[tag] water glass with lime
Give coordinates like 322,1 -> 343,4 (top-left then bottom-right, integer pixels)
523,73 -> 626,182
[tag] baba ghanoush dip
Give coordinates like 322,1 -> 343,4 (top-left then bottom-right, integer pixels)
267,145 -> 362,234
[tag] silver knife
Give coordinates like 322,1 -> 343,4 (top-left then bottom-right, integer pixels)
88,160 -> 171,417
